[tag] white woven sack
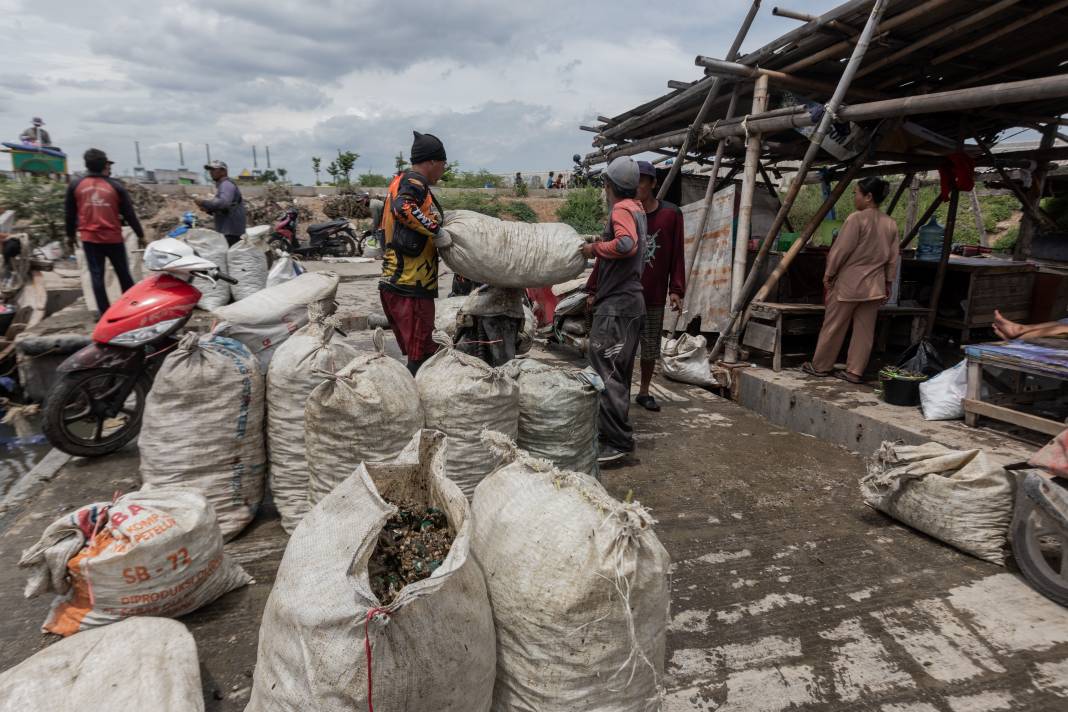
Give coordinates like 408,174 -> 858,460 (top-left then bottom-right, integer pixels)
267,304 -> 359,533
920,361 -> 968,420
442,210 -> 585,287
472,433 -> 670,712
182,228 -> 231,309
306,329 -> 424,507
18,488 -> 251,636
0,618 -> 204,712
228,229 -> 269,301
660,333 -> 714,387
861,441 -> 1014,564
212,271 -> 339,370
139,333 -> 266,540
434,296 -> 468,338
515,359 -> 602,474
416,332 -> 518,498
246,430 -> 496,712
266,253 -> 304,288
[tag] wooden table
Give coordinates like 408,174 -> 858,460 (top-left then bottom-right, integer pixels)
743,301 -> 930,372
964,339 -> 1068,437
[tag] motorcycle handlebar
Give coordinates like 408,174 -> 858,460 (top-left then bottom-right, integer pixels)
215,271 -> 239,285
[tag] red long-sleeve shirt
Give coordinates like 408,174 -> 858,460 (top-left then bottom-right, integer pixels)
640,200 -> 686,307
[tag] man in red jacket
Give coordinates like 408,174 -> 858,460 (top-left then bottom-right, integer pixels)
634,161 -> 685,412
65,148 -> 144,314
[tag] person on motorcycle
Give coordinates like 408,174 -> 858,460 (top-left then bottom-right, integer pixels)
379,131 -> 452,375
581,156 -> 646,464
64,148 -> 143,314
196,160 -> 246,247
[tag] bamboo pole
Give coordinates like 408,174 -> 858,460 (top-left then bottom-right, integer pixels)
695,56 -> 884,100
886,171 -> 914,215
668,85 -> 742,334
1015,123 -> 1059,259
709,0 -> 890,362
932,0 -> 1068,67
953,38 -> 1068,89
969,190 -> 987,246
905,174 -> 920,235
727,74 -> 770,362
657,0 -> 761,201
974,136 -> 1058,231
900,196 -> 943,250
925,188 -> 960,338
589,74 -> 1068,165
858,0 -> 1023,81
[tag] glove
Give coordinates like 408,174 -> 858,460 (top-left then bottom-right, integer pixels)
433,227 -> 453,250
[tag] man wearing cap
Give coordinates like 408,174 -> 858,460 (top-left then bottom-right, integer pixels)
634,160 -> 686,412
582,156 -> 647,463
19,117 -> 51,146
195,161 -> 246,246
65,149 -> 144,314
379,131 -> 453,375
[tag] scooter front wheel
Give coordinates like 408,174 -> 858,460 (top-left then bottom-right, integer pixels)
43,368 -> 150,457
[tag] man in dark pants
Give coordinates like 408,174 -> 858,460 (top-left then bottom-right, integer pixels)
65,148 -> 143,315
582,156 -> 646,463
196,160 -> 246,246
379,131 -> 452,375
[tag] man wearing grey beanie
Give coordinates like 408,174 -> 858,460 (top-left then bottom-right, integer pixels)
582,156 -> 647,463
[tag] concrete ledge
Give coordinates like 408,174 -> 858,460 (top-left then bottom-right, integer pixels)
736,367 -> 1034,463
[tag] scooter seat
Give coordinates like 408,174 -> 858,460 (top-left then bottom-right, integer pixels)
307,219 -> 349,234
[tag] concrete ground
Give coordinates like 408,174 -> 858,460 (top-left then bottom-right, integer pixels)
1,348 -> 1066,710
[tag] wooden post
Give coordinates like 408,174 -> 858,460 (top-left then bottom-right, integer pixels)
727,74 -> 769,362
969,190 -> 988,246
708,0 -> 890,362
1016,123 -> 1059,259
901,195 -> 944,250
657,0 -> 761,200
886,171 -> 914,214
905,174 -> 921,235
925,188 -> 960,337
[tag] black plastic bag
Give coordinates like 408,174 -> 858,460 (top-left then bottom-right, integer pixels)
896,339 -> 943,376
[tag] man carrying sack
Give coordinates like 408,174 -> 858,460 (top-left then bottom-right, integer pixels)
379,131 -> 452,375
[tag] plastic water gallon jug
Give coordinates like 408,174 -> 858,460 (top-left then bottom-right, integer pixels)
916,217 -> 944,261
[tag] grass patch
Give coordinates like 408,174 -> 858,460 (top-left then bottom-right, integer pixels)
439,192 -> 537,222
556,187 -> 606,234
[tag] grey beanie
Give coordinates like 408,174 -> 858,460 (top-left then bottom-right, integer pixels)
606,156 -> 639,191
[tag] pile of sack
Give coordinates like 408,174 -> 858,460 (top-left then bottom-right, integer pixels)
178,226 -> 289,310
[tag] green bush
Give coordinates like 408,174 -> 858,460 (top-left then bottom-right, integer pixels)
556,187 -> 606,234
993,226 -> 1019,252
358,172 -> 390,187
444,169 -> 503,189
0,178 -> 65,243
438,192 -> 537,222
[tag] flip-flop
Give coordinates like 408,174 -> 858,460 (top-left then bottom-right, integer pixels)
800,362 -> 831,377
636,394 -> 661,412
833,370 -> 864,384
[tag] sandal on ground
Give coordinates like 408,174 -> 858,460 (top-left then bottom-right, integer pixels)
800,362 -> 831,377
636,394 -> 661,412
833,370 -> 864,384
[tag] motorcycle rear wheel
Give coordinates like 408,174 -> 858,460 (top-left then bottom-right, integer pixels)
1011,491 -> 1068,606
336,230 -> 360,257
43,368 -> 150,457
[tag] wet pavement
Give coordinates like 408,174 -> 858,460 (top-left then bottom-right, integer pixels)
1,351 -> 1066,711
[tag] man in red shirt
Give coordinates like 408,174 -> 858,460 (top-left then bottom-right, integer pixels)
634,161 -> 686,412
65,148 -> 144,314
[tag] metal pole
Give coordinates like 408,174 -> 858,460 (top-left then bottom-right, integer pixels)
709,0 -> 890,362
657,0 -> 761,200
925,188 -> 960,337
727,74 -> 769,362
668,85 -> 742,333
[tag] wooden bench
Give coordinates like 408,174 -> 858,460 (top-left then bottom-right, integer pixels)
742,301 -> 930,372
964,340 -> 1068,437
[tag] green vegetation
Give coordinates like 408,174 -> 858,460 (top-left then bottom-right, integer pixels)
787,180 -> 1023,248
358,172 -> 391,187
439,192 -> 537,222
440,164 -> 504,189
0,178 -> 65,242
556,187 -> 606,234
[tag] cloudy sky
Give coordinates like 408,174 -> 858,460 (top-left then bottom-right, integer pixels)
0,0 -> 826,184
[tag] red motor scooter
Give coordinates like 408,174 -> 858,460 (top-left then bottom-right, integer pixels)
43,238 -> 236,457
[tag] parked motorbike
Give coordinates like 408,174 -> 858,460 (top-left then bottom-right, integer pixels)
1010,460 -> 1068,606
568,153 -> 603,189
42,238 -> 236,457
269,208 -> 361,259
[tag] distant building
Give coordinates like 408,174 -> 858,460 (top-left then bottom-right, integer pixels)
148,168 -> 200,185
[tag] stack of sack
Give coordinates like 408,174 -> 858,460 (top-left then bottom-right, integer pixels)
139,333 -> 266,540
180,228 -> 231,309
227,225 -> 271,301
18,489 -> 250,636
266,303 -> 360,533
305,328 -> 424,508
416,332 -> 518,498
472,432 -> 671,711
246,430 -> 496,712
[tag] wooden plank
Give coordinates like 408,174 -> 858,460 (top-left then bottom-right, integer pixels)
963,398 -> 1066,436
742,320 -> 779,354
965,360 -> 982,427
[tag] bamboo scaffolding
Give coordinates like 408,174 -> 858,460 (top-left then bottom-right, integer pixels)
709,0 -> 890,363
695,57 -> 885,101
931,0 -> 1068,68
657,0 -> 761,201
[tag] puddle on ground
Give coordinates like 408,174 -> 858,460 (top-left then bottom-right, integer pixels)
0,416 -> 50,498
